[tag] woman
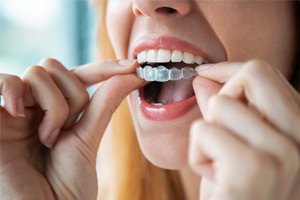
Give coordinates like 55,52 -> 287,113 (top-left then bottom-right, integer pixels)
0,0 -> 299,199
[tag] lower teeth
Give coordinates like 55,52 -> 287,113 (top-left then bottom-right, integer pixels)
136,65 -> 197,82
151,102 -> 164,106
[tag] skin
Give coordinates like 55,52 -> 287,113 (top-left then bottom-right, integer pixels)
107,0 -> 300,199
107,0 -> 297,169
0,1 -> 300,200
0,59 -> 144,199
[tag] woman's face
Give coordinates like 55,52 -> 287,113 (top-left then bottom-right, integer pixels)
106,1 -> 296,169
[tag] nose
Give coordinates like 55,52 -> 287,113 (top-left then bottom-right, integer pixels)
132,0 -> 192,18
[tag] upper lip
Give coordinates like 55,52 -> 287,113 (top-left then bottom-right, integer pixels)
132,35 -> 213,63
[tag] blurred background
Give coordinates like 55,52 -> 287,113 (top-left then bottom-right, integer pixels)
0,0 -> 97,76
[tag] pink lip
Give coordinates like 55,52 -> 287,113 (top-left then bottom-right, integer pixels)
133,36 -> 205,121
138,89 -> 197,121
132,36 -> 212,62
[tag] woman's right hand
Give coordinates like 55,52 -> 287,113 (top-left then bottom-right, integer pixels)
0,58 -> 144,200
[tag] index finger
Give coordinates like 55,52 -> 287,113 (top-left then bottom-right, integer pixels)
196,62 -> 243,84
71,59 -> 138,87
196,60 -> 300,103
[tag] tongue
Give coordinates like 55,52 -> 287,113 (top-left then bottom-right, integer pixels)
156,79 -> 195,104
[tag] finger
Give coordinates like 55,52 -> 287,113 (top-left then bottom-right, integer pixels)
197,60 -> 300,104
189,120 -> 247,180
0,73 -> 25,117
190,120 -> 280,200
23,66 -> 69,147
72,74 -> 145,152
196,61 -> 243,83
193,76 -> 222,119
71,59 -> 138,87
198,60 -> 300,145
39,58 -> 89,128
207,95 -> 300,181
217,61 -> 300,144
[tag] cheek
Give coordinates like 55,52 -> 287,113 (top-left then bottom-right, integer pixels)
198,2 -> 296,76
106,0 -> 134,58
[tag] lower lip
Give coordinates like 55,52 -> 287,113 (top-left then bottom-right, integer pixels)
138,89 -> 197,121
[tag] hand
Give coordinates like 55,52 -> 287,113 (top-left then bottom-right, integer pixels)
0,58 -> 144,200
190,60 -> 300,200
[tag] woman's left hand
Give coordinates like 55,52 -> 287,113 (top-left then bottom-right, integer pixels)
189,60 -> 300,200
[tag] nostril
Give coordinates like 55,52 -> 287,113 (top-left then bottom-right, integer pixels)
155,7 -> 177,15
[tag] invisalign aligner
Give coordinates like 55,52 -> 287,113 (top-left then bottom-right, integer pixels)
136,65 -> 198,82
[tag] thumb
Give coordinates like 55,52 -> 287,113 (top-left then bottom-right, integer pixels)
193,76 -> 222,120
72,74 -> 145,150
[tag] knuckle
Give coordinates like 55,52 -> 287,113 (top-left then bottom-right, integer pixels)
24,65 -> 47,79
2,74 -> 21,84
61,101 -> 70,118
1,75 -> 22,88
0,75 -> 23,100
188,148 -> 204,169
243,59 -> 272,78
74,90 -> 89,109
39,58 -> 64,69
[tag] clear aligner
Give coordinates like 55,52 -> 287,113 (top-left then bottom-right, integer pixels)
136,65 -> 198,82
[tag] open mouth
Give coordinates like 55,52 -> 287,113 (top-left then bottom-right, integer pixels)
136,49 -> 207,106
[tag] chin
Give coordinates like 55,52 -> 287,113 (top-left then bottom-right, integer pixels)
137,129 -> 190,169
128,91 -> 202,170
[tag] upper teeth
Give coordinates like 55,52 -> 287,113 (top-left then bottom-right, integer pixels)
137,49 -> 206,64
136,66 -> 198,82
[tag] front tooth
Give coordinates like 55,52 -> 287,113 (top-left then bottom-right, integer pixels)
195,56 -> 204,64
147,50 -> 157,62
155,65 -> 169,82
157,49 -> 171,63
137,51 -> 147,63
144,65 -> 156,81
183,52 -> 195,64
171,50 -> 183,62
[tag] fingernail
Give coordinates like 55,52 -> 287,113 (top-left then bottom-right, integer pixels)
195,64 -> 213,73
17,98 -> 25,118
45,128 -> 60,148
118,59 -> 136,66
